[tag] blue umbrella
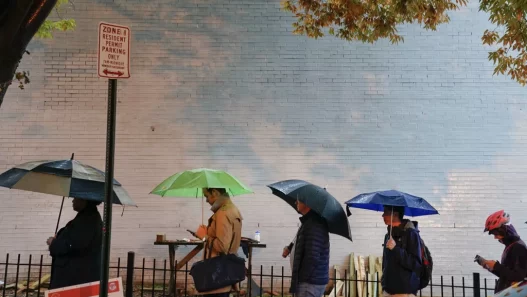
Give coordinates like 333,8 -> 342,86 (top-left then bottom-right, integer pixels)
345,190 -> 439,217
493,280 -> 527,297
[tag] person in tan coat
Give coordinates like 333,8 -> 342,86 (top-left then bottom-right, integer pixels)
196,188 -> 243,297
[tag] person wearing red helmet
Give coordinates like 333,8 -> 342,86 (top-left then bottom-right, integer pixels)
475,210 -> 527,293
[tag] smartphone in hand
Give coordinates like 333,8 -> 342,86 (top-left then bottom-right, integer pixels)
474,255 -> 487,266
187,229 -> 199,239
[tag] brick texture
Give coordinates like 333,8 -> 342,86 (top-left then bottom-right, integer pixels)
0,0 -> 526,285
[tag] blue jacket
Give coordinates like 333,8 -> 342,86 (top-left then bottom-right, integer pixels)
290,211 -> 330,293
381,220 -> 422,295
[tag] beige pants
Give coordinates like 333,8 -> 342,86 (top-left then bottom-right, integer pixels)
382,291 -> 416,297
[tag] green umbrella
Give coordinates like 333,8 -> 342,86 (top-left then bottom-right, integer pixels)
150,168 -> 252,223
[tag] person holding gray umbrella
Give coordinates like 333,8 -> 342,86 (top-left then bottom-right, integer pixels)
268,179 -> 352,297
282,198 -> 330,297
0,156 -> 136,289
46,198 -> 103,289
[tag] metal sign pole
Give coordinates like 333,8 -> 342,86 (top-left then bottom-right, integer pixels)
100,78 -> 117,297
97,21 -> 130,297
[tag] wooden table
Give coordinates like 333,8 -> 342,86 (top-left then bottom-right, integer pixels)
154,239 -> 266,296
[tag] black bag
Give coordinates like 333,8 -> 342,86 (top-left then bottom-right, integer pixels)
189,233 -> 246,292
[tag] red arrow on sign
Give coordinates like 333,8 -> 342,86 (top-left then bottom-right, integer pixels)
103,69 -> 124,76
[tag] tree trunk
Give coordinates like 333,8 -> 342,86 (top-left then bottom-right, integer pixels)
0,83 -> 9,108
0,0 -> 58,108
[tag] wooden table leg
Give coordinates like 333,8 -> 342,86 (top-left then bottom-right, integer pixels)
168,245 -> 176,297
175,245 -> 203,270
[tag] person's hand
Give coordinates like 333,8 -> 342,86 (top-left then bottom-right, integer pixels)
46,236 -> 55,246
484,260 -> 497,270
196,225 -> 207,240
282,246 -> 291,258
386,237 -> 396,250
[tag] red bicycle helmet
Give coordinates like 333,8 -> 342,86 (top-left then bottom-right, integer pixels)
484,210 -> 510,233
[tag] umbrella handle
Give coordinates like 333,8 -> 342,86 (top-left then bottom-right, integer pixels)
289,227 -> 300,246
55,196 -> 65,235
389,209 -> 393,238
55,153 -> 74,234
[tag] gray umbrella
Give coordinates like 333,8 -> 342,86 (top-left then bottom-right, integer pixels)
267,179 -> 352,241
0,154 -> 135,233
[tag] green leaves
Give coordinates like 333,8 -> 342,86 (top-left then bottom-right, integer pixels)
15,71 -> 30,90
35,19 -> 76,38
10,0 -> 77,94
35,0 -> 76,39
480,0 -> 527,85
282,0 -> 527,86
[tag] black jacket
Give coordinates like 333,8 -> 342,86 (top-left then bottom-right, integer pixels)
49,206 -> 103,289
490,225 -> 527,293
290,211 -> 330,293
381,220 -> 422,295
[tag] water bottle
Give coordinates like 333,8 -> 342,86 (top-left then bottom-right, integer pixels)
254,231 -> 261,242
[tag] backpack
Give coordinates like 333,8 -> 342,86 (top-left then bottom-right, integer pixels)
418,236 -> 433,290
402,224 -> 433,290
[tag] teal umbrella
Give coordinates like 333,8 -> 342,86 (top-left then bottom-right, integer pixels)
268,179 -> 352,241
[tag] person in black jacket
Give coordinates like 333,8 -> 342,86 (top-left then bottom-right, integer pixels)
46,198 -> 103,289
381,206 -> 422,297
477,210 -> 527,293
282,199 -> 330,297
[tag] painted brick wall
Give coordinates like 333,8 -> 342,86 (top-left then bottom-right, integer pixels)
0,0 -> 526,285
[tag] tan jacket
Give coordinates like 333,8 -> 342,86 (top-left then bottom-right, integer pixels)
198,198 -> 243,294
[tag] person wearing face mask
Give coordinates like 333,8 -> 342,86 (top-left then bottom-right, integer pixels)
195,188 -> 243,297
476,210 -> 527,293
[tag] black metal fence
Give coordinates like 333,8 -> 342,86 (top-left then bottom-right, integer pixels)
0,252 -> 496,297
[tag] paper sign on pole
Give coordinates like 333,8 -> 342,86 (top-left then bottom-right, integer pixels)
45,277 -> 124,297
98,22 -> 131,79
